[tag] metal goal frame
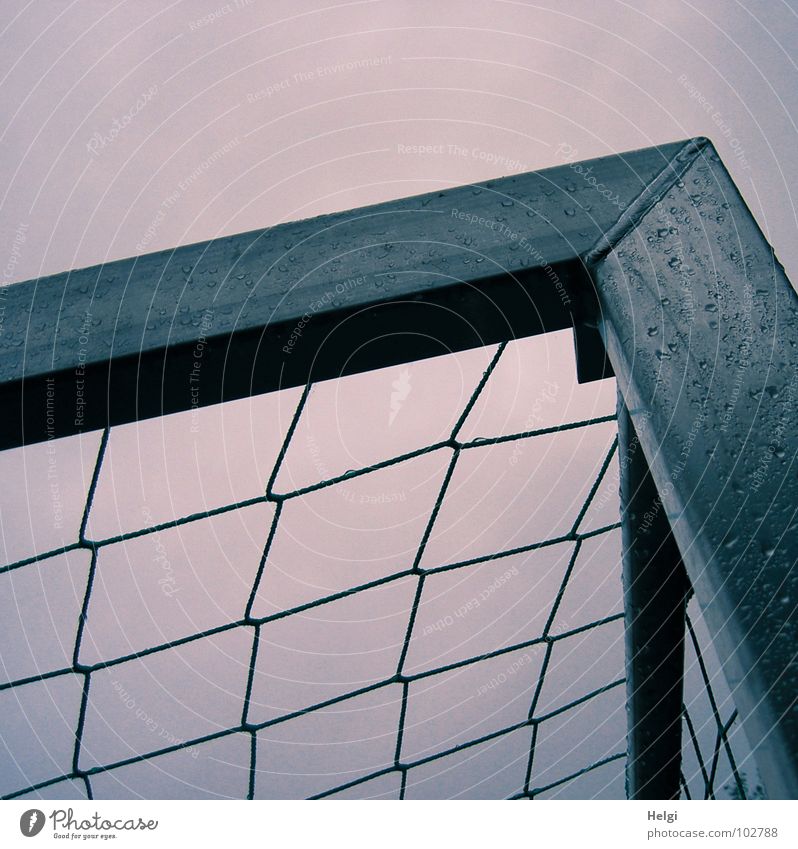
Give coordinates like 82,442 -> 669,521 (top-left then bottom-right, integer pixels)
1,137 -> 795,799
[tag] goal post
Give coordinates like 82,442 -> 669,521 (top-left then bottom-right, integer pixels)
617,401 -> 691,800
589,142 -> 798,799
0,137 -> 795,799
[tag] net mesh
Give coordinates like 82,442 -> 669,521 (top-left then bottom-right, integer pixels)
680,603 -> 764,801
0,337 -> 757,800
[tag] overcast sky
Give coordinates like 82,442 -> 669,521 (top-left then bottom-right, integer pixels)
2,0 -> 797,287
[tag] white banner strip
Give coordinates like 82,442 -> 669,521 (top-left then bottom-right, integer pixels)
1,800 -> 794,848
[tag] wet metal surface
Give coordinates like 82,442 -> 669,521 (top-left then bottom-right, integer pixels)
593,142 -> 798,798
0,141 -> 687,448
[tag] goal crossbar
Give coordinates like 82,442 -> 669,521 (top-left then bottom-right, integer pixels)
0,139 -> 692,449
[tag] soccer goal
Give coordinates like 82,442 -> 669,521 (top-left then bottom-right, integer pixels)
0,138 -> 794,800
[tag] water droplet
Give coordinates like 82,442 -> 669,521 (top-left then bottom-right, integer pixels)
564,208 -> 576,217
